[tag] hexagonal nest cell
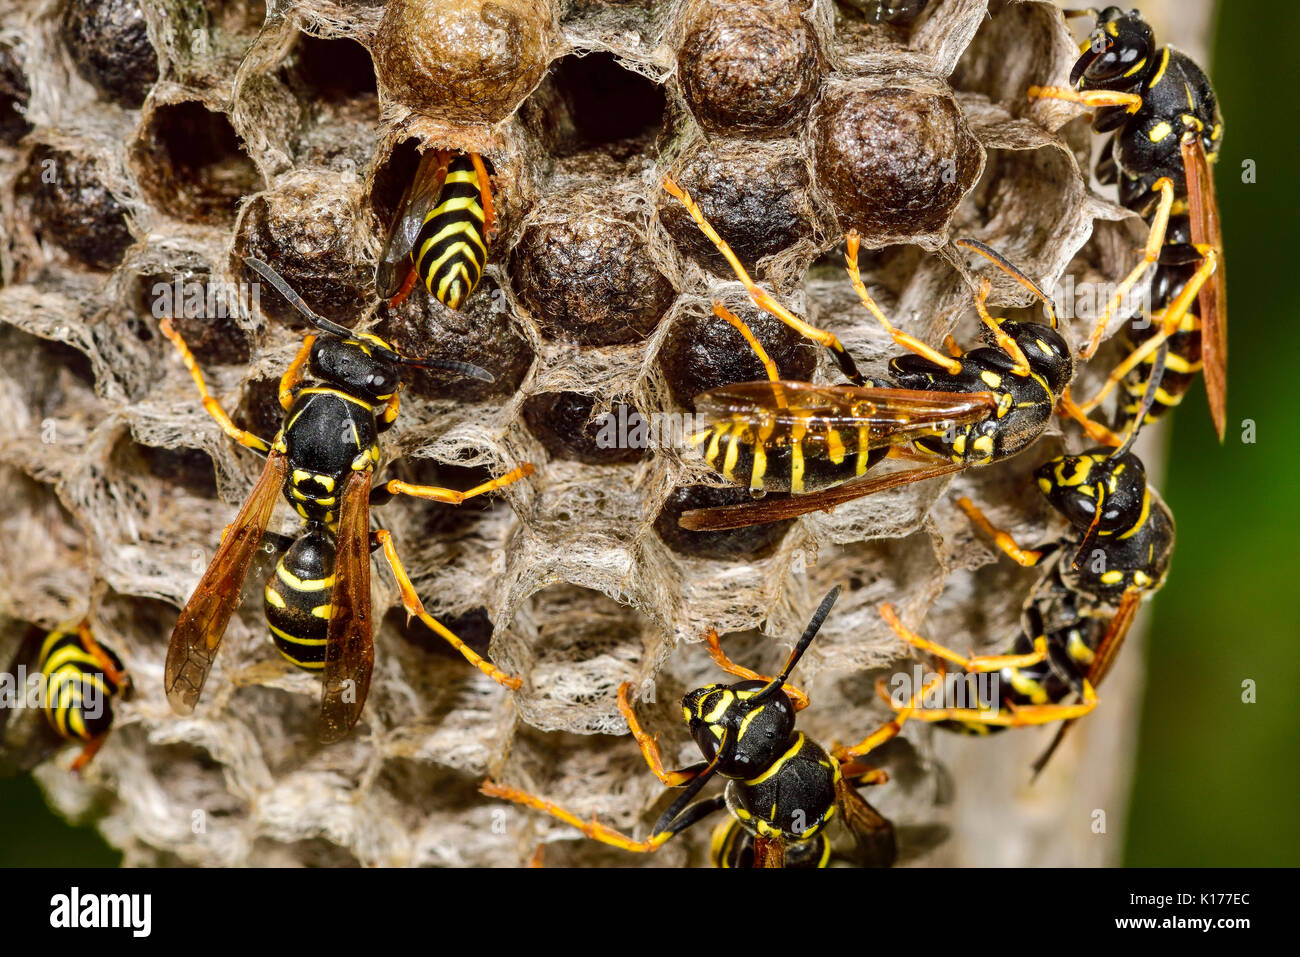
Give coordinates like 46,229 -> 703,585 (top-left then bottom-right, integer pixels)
0,0 -> 1179,868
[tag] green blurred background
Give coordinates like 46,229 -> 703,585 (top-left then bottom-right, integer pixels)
1,0 -> 1297,867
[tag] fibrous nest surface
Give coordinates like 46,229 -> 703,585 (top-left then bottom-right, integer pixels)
0,0 -> 1168,866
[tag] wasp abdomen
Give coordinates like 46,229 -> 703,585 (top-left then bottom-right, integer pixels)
264,530 -> 336,672
37,628 -> 125,743
415,154 -> 488,310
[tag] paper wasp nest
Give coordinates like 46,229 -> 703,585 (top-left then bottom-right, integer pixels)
0,0 -> 1208,867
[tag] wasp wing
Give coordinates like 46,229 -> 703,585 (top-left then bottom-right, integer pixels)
836,778 -> 898,868
752,835 -> 787,869
165,451 -> 288,715
679,460 -> 968,530
693,381 -> 996,448
1031,587 -> 1143,777
319,468 -> 375,743
376,149 -> 449,299
1182,135 -> 1227,440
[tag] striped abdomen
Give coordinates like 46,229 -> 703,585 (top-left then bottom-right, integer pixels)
264,530 -> 336,671
691,417 -> 888,494
414,155 -> 488,310
1114,254 -> 1204,433
37,629 -> 125,743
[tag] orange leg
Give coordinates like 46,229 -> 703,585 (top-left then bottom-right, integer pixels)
470,152 -> 496,239
973,278 -> 1031,376
662,175 -> 865,384
279,335 -> 316,411
1076,177 -> 1176,360
956,497 -> 1046,567
897,681 -> 1098,728
617,681 -> 699,787
77,621 -> 129,688
376,530 -> 522,690
879,603 -> 1048,672
159,318 -> 271,453
1058,388 -> 1125,447
385,266 -> 420,312
713,301 -> 780,385
384,463 -> 534,505
833,671 -> 944,763
1027,86 -> 1143,114
845,232 -> 962,375
69,734 -> 108,773
701,630 -> 809,711
480,780 -> 672,854
1078,245 -> 1218,411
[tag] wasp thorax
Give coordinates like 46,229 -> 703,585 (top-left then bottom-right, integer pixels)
1004,320 -> 1073,396
309,337 -> 401,402
682,679 -> 797,779
1037,450 -> 1148,535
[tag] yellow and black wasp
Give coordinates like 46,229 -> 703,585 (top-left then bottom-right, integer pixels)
161,258 -> 531,743
0,621 -> 130,774
1030,5 -> 1226,438
483,587 -> 910,868
376,149 -> 495,312
662,176 -> 1117,531
875,351 -> 1175,774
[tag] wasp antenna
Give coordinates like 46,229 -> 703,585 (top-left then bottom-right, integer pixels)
244,258 -> 353,338
1112,341 -> 1168,459
955,238 -> 1059,328
754,586 -> 840,703
400,356 -> 495,383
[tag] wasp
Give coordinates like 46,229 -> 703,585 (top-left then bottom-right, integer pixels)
376,149 -> 496,312
0,621 -> 130,773
483,587 -> 918,868
160,258 -> 531,743
1029,5 -> 1226,438
663,176 -> 1116,531
875,352 -> 1175,773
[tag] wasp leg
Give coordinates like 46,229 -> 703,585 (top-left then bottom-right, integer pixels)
701,629 -> 810,711
955,497 -> 1048,567
880,602 -> 1048,672
838,763 -> 890,787
1027,86 -> 1144,113
1078,245 -> 1218,411
617,681 -> 706,786
973,278 -> 1031,376
469,152 -> 496,239
278,334 -> 316,411
712,301 -> 780,385
69,733 -> 108,773
383,463 -> 534,505
832,671 -> 944,763
1058,388 -> 1126,447
901,682 -> 1098,728
374,529 -> 522,689
1076,176 -> 1176,359
479,781 -> 720,854
385,267 -> 420,312
943,334 -> 964,358
159,318 -> 271,453
77,621 -> 129,687
662,175 -> 865,385
845,232 -> 962,375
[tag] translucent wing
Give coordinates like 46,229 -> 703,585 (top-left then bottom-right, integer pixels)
1031,587 -> 1143,777
165,451 -> 288,715
694,381 -> 997,448
319,468 -> 375,743
1181,135 -> 1227,440
836,778 -> 898,868
679,460 -> 967,531
376,149 -> 450,299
